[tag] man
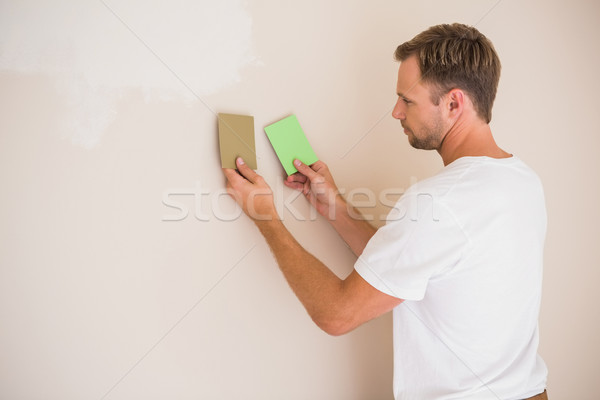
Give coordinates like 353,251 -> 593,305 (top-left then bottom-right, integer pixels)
223,23 -> 548,400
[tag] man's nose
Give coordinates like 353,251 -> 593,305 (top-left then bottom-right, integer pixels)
392,98 -> 406,120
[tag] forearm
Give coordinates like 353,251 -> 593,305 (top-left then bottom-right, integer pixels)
254,216 -> 346,332
328,196 -> 377,257
224,159 -> 391,336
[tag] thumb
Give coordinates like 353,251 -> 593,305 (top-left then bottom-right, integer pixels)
293,159 -> 319,180
236,157 -> 260,183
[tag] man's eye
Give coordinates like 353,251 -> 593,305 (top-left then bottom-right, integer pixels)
403,98 -> 411,104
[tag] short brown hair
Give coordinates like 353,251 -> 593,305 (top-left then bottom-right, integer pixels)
395,23 -> 501,123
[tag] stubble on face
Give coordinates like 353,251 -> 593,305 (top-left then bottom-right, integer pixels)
404,108 -> 446,151
395,56 -> 449,152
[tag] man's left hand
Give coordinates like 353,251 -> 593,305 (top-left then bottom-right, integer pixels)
223,157 -> 278,221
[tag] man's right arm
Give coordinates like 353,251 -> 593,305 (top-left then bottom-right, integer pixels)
285,160 -> 377,257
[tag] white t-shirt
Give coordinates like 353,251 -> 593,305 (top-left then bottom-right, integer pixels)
355,156 -> 548,400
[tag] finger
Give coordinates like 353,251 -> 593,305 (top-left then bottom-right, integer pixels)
310,160 -> 328,172
235,157 -> 260,184
225,183 -> 235,198
302,179 -> 311,196
293,159 -> 320,181
284,179 -> 305,191
224,179 -> 239,201
286,172 -> 308,184
223,167 -> 243,184
224,174 -> 238,194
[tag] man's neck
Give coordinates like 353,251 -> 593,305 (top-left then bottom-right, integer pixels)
438,117 -> 511,166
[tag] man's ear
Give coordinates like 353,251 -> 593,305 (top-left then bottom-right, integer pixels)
446,89 -> 464,117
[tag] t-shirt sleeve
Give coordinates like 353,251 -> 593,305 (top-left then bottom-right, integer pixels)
354,193 -> 468,301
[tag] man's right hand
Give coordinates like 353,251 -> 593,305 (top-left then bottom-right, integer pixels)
284,160 -> 341,220
286,159 -> 377,256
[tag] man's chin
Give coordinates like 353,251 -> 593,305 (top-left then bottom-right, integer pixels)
407,134 -> 419,148
408,136 -> 437,151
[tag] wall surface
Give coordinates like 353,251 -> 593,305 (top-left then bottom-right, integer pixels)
1,0 -> 598,399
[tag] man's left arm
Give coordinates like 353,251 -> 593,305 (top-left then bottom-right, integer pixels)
224,158 -> 403,335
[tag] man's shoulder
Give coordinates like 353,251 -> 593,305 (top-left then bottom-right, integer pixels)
403,157 -> 478,199
407,155 -> 541,196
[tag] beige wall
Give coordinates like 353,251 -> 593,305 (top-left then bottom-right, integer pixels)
1,0 -> 598,399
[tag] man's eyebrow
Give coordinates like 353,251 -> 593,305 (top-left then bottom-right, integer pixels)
397,91 -> 413,100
